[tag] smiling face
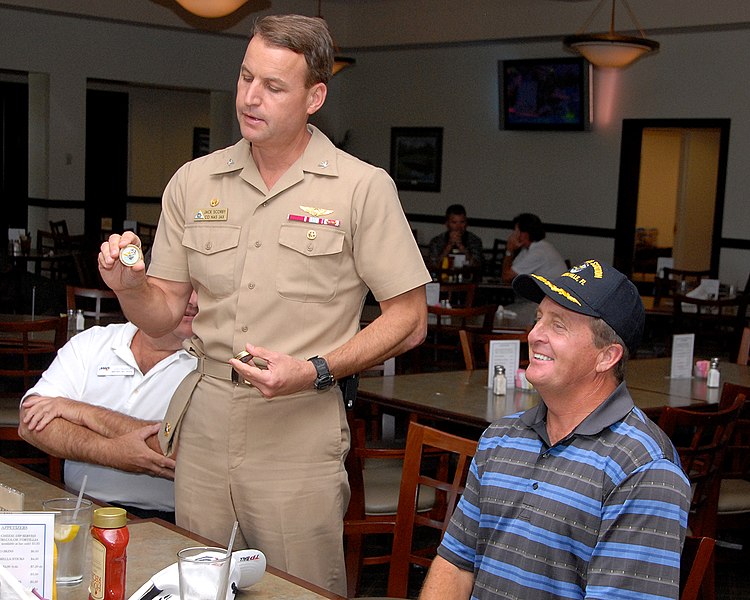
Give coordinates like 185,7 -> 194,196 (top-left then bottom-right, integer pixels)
235,35 -> 326,152
525,297 -> 611,398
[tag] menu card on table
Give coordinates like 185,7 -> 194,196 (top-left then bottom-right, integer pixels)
0,512 -> 55,599
487,340 -> 520,389
670,333 -> 695,379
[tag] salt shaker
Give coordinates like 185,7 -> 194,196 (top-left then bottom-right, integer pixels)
75,309 -> 85,331
493,365 -> 507,396
707,357 -> 721,388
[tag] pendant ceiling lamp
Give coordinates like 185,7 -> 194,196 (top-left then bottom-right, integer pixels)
174,0 -> 249,18
563,0 -> 659,68
317,0 -> 355,76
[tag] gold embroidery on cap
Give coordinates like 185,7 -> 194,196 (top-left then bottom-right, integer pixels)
531,274 -> 582,307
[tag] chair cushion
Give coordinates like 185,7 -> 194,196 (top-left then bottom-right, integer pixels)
363,465 -> 436,515
718,478 -> 750,514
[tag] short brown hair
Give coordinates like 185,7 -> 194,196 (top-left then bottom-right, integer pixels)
251,14 -> 334,87
590,317 -> 629,383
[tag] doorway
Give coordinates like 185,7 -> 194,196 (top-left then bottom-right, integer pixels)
613,118 -> 730,280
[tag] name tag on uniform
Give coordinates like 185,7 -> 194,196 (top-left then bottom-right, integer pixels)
194,208 -> 228,221
97,366 -> 135,377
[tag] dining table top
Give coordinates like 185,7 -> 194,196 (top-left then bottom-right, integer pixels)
356,357 -> 750,431
0,458 -> 344,600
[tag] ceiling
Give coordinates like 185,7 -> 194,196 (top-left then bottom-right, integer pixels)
1,0 -> 750,48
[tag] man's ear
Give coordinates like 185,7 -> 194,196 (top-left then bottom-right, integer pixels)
306,82 -> 327,115
596,343 -> 624,373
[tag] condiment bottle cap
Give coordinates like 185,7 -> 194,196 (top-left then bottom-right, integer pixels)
93,507 -> 127,528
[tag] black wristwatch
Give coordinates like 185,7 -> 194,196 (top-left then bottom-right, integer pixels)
308,356 -> 335,390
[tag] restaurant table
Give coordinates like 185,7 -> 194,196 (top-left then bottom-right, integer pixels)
356,358 -> 750,432
0,458 -> 345,600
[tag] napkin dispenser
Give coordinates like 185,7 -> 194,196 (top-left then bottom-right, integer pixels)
127,549 -> 266,600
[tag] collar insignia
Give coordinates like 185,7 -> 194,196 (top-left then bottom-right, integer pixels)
300,206 -> 334,217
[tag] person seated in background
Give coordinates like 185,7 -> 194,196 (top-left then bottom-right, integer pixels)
428,204 -> 484,272
419,260 -> 690,600
18,291 -> 199,522
502,212 -> 567,283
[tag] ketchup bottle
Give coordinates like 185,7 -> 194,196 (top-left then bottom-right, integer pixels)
89,507 -> 129,600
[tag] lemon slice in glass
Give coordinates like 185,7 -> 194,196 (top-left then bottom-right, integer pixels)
54,524 -> 80,543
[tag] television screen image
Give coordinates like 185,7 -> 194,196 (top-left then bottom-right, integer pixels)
499,57 -> 590,131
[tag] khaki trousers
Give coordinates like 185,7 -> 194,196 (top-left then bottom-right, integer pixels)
174,375 -> 350,597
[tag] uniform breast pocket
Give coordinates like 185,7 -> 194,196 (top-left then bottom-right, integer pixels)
182,224 -> 241,298
276,224 -> 344,303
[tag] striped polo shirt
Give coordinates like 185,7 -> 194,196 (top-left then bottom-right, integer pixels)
438,383 -> 691,600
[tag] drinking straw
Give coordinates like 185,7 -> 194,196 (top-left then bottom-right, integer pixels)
215,520 -> 239,600
73,474 -> 88,520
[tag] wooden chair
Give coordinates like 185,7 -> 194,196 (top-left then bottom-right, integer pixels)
715,383 -> 750,547
385,422 -> 477,598
438,282 -> 477,308
343,416 -> 437,598
738,327 -> 750,366
654,268 -> 711,307
66,285 -> 125,325
459,329 -> 529,371
35,230 -> 74,282
672,293 -> 749,360
0,316 -> 67,481
416,304 -> 497,372
680,536 -> 716,600
658,395 -> 744,600
482,238 -> 506,279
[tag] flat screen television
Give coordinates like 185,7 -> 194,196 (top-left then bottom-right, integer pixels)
498,57 -> 591,131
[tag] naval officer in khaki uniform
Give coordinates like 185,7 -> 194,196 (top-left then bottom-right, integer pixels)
99,14 -> 430,596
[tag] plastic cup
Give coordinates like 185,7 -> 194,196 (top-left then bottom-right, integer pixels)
42,497 -> 93,585
177,546 -> 231,600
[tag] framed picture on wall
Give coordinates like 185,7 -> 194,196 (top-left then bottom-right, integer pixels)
390,127 -> 443,192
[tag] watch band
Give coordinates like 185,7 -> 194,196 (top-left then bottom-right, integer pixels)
308,356 -> 335,390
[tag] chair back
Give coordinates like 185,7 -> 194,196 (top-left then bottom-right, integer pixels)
654,268 -> 711,306
658,394 -> 745,538
459,329 -> 528,371
679,536 -> 715,600
66,285 -> 124,324
672,293 -> 749,360
386,422 -> 477,598
717,383 -> 750,481
481,238 -> 506,278
418,304 -> 497,371
738,327 -> 750,366
0,316 -> 67,480
438,282 -> 477,308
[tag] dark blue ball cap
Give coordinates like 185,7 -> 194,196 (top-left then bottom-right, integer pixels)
512,259 -> 645,354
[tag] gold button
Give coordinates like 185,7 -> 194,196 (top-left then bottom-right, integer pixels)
241,325 -> 248,332
307,230 -> 317,240
254,241 -> 261,248
205,242 -> 212,251
247,282 -> 255,289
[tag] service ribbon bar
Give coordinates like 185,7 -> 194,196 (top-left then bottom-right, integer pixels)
288,214 -> 340,227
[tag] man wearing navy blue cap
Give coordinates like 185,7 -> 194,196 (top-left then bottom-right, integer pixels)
420,260 -> 691,600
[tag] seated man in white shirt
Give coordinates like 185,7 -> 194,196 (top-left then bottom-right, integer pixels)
502,213 -> 567,283
18,291 -> 199,522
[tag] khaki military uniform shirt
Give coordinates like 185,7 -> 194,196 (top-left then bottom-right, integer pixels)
148,125 -> 430,362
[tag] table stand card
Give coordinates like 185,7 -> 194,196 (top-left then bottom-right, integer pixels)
670,333 -> 695,379
487,340 -> 520,389
0,512 -> 55,599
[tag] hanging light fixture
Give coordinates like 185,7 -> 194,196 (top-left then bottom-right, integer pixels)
174,0 -> 249,18
563,0 -> 659,68
317,0 -> 355,76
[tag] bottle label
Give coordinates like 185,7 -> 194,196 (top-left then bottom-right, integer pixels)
90,538 -> 105,600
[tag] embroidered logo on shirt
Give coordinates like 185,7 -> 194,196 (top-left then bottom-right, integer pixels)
300,206 -> 334,217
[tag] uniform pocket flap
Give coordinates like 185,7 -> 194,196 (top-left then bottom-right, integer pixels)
182,224 -> 241,255
278,224 -> 345,257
